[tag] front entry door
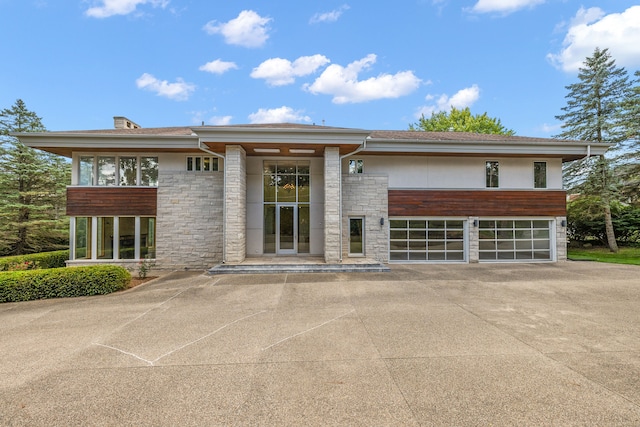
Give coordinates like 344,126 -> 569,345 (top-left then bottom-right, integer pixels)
277,205 -> 297,254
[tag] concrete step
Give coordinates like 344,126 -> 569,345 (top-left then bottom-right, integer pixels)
208,263 -> 390,275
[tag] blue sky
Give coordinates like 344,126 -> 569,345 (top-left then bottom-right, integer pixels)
1,0 -> 640,136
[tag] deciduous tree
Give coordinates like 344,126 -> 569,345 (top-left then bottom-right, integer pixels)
410,107 -> 515,135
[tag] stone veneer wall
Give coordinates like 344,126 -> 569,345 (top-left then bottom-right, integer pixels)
224,146 -> 247,263
468,216 -> 479,263
156,170 -> 223,269
556,216 -> 567,261
324,147 -> 341,263
342,174 -> 389,263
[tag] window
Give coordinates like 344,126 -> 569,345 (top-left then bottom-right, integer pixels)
349,159 -> 364,174
73,216 -> 156,261
186,156 -> 218,172
486,161 -> 499,188
349,217 -> 364,255
78,156 -> 158,186
534,162 -> 547,189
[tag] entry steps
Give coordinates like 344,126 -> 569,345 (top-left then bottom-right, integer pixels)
208,262 -> 390,275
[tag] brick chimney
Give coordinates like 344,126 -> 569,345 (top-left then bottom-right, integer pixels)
113,116 -> 141,129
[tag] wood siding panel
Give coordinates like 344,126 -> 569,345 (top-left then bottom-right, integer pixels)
388,190 -> 566,217
67,187 -> 157,216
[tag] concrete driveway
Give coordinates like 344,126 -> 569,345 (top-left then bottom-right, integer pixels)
1,262 -> 640,426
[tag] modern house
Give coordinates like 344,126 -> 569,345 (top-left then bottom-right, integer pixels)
16,118 -> 609,269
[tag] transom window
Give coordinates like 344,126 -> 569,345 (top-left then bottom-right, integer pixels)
186,156 -> 218,172
79,156 -> 158,186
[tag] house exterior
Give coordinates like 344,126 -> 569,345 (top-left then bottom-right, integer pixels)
16,119 -> 609,269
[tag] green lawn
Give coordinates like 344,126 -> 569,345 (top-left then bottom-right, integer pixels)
568,247 -> 640,266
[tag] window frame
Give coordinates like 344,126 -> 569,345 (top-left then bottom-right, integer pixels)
349,159 -> 364,174
485,160 -> 499,188
77,155 -> 158,187
533,161 -> 547,189
186,155 -> 219,172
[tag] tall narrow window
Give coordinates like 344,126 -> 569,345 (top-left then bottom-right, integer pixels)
97,156 -> 116,186
485,161 -> 499,188
119,157 -> 137,186
140,157 -> 158,186
349,217 -> 364,255
119,217 -> 136,259
75,217 -> 92,259
140,217 -> 156,258
79,156 -> 94,185
349,159 -> 364,174
534,161 -> 547,188
97,217 -> 114,259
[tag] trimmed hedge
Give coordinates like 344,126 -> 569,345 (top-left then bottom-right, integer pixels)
0,250 -> 70,271
0,265 -> 131,303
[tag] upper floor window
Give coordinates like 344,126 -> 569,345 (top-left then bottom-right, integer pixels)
534,161 -> 547,188
78,155 -> 158,186
349,159 -> 364,174
186,156 -> 218,172
485,161 -> 499,188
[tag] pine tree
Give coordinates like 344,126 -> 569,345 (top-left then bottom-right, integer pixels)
555,48 -> 631,252
0,99 -> 70,256
618,70 -> 640,205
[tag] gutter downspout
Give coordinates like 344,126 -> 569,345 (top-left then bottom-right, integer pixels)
198,139 -> 227,264
337,137 -> 368,263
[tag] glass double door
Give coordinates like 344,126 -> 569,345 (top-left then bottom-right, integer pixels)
264,203 -> 310,255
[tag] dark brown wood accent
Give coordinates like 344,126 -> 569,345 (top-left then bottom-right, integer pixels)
203,142 -> 362,157
67,187 -> 157,216
388,190 -> 566,217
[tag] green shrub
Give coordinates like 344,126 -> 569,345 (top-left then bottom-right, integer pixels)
0,250 -> 70,272
0,265 -> 131,303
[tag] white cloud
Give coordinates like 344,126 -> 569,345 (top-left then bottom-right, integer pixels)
209,115 -> 233,125
547,6 -> 640,73
203,10 -> 271,48
135,73 -> 195,101
469,0 -> 544,15
309,4 -> 350,24
415,84 -> 480,118
251,55 -> 330,86
304,54 -> 422,104
248,106 -> 312,124
85,0 -> 168,18
199,59 -> 238,75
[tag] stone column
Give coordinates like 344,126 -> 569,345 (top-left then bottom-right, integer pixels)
324,147 -> 341,263
224,146 -> 247,263
468,216 -> 479,263
556,216 -> 567,261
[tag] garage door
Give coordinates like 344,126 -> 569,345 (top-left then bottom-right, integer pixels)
389,219 -> 466,262
479,219 -> 552,261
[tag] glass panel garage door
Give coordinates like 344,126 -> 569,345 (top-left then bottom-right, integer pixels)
479,219 -> 551,261
390,219 -> 465,262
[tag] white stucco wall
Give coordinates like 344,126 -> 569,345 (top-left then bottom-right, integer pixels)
343,156 -> 563,189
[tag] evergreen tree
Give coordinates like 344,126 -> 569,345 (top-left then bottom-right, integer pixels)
0,99 -> 70,256
410,107 -> 515,135
618,70 -> 640,205
555,48 -> 631,252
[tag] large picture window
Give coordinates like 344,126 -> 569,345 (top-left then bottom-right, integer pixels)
78,156 -> 158,186
72,216 -> 156,261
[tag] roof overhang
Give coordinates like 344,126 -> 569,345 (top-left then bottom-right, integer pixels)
361,138 -> 611,162
13,132 -> 199,158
